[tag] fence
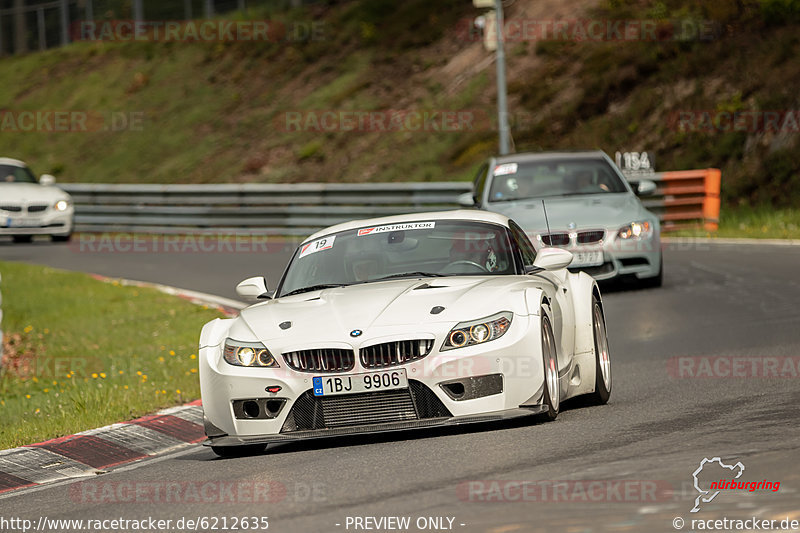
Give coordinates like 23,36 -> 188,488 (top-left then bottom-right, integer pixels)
60,169 -> 721,236
0,0 -> 311,56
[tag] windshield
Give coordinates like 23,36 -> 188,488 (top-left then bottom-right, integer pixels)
488,158 -> 628,202
0,164 -> 37,184
277,220 -> 516,297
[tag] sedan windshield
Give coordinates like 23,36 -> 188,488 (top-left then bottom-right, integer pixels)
0,164 -> 37,184
488,158 -> 628,202
278,220 -> 516,297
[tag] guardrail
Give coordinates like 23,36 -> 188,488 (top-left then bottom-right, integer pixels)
61,169 -> 721,235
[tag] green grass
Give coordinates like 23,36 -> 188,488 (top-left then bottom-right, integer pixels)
671,206 -> 800,239
0,261 -> 223,449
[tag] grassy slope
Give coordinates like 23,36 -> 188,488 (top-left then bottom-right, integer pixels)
0,261 -> 223,449
0,0 -> 797,208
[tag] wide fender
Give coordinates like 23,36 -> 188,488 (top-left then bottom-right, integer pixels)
565,272 -> 601,397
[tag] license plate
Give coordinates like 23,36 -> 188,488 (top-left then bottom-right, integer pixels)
312,369 -> 408,397
9,217 -> 42,228
570,250 -> 604,267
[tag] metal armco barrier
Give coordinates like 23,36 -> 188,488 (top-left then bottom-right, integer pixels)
61,169 -> 721,235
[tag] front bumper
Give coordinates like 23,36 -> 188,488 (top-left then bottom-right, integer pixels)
0,209 -> 74,236
566,235 -> 661,281
200,315 -> 547,445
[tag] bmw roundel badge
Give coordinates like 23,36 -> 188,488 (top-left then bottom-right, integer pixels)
350,329 -> 363,337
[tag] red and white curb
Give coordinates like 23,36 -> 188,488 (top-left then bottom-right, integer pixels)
0,277 -> 246,496
0,401 -> 206,495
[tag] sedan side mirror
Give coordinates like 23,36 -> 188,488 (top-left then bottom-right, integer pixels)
235,276 -> 270,301
457,192 -> 476,207
532,248 -> 574,271
40,174 -> 56,186
634,179 -> 657,196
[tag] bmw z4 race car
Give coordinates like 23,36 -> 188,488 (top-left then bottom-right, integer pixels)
199,210 -> 612,456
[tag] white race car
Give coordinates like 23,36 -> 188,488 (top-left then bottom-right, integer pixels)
0,158 -> 74,242
199,210 -> 612,456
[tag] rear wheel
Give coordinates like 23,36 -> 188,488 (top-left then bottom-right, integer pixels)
537,310 -> 560,421
210,444 -> 266,458
12,235 -> 33,243
586,295 -> 612,404
51,234 -> 72,242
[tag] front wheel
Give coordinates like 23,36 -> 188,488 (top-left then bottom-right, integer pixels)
586,295 -> 612,404
537,310 -> 560,421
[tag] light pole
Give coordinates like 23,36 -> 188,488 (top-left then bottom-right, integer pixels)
473,0 -> 511,155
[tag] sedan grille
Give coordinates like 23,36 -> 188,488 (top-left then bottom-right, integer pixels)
0,205 -> 22,212
280,380 -> 451,432
577,230 -> 605,244
282,348 -> 355,373
541,232 -> 570,246
360,340 -> 433,369
27,204 -> 48,213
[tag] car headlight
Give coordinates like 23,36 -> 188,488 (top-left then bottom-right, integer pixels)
442,311 -> 512,351
54,199 -> 71,211
223,339 -> 279,368
617,220 -> 653,240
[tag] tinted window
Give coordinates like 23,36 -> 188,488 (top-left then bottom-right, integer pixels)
0,164 -> 36,184
509,221 -> 537,267
488,158 -> 628,202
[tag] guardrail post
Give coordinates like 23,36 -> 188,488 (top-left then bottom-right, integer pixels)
703,169 -> 722,231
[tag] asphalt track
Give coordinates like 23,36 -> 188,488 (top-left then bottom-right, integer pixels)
1,237 -> 799,532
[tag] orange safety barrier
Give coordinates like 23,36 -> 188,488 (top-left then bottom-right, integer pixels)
632,169 -> 721,232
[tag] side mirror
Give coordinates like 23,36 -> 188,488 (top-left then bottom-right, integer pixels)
457,192 -> 476,208
40,174 -> 56,186
235,276 -> 270,301
532,247 -> 574,271
634,179 -> 657,196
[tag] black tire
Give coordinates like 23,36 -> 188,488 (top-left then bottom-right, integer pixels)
12,235 -> 33,243
210,444 -> 266,458
51,234 -> 72,242
536,309 -> 560,421
586,294 -> 612,405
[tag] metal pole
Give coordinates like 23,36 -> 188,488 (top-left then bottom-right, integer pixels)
38,7 -> 46,50
205,0 -> 214,18
60,0 -> 70,46
85,0 -> 93,22
238,0 -> 246,12
184,0 -> 193,20
14,0 -> 27,54
494,0 -> 510,155
133,0 -> 143,22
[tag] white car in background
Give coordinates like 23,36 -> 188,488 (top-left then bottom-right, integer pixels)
200,210 -> 612,456
0,157 -> 74,242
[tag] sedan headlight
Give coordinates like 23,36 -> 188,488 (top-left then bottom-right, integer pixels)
223,339 -> 279,368
442,312 -> 512,351
617,220 -> 653,240
54,199 -> 71,211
